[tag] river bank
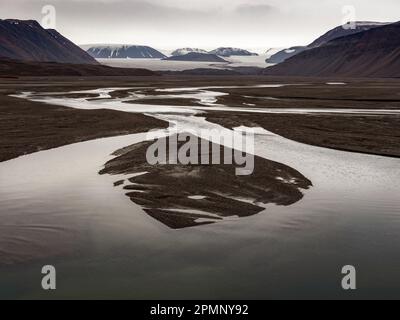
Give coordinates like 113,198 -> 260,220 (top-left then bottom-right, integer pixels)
2,76 -> 400,162
0,85 -> 167,162
1,76 -> 400,299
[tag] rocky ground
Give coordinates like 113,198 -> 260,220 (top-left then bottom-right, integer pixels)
99,134 -> 312,229
1,75 -> 400,162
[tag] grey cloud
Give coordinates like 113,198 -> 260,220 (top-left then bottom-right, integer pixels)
1,0 -> 399,49
235,4 -> 276,15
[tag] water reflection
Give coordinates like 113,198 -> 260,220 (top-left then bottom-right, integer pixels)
99,133 -> 311,229
2,87 -> 400,299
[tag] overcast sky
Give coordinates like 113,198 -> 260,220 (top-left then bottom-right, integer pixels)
1,0 -> 399,50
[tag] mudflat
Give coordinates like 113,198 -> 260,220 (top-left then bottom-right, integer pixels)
1,76 -> 400,162
0,79 -> 168,162
206,112 -> 400,158
99,134 -> 312,229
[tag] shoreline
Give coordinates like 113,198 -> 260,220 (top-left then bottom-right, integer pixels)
99,133 -> 312,229
0,90 -> 168,162
1,76 -> 400,162
206,112 -> 400,159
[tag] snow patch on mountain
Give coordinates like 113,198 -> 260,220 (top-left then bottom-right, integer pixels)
171,48 -> 208,56
209,47 -> 258,57
85,45 -> 166,59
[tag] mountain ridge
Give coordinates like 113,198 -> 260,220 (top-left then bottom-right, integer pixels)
86,45 -> 166,59
0,19 -> 98,64
263,22 -> 400,77
266,21 -> 391,64
209,47 -> 258,57
171,48 -> 208,56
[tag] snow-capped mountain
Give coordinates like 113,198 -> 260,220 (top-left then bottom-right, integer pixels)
171,48 -> 208,56
86,45 -> 166,59
208,47 -> 258,57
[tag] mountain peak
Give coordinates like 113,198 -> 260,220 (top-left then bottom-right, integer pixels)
85,45 -> 166,59
171,48 -> 208,56
346,21 -> 391,27
209,47 -> 258,57
266,21 -> 392,64
2,19 -> 41,28
264,22 -> 400,77
0,19 -> 98,64
308,21 -> 391,48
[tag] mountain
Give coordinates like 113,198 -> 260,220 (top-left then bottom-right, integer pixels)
0,19 -> 98,64
171,48 -> 208,56
308,21 -> 390,48
266,21 -> 390,64
266,46 -> 307,64
86,45 -> 166,59
265,47 -> 285,56
209,47 -> 258,57
163,52 -> 228,62
0,58 -> 156,77
263,22 -> 400,78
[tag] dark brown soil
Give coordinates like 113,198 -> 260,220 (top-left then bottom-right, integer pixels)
214,82 -> 400,109
98,77 -> 400,158
206,112 -> 400,158
1,76 -> 400,161
0,58 -> 157,77
99,134 -> 312,229
0,91 -> 167,162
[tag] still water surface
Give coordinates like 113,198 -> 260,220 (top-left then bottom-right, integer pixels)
1,87 -> 400,299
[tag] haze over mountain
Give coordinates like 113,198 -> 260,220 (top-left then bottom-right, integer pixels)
209,48 -> 258,57
266,21 -> 391,64
163,52 -> 228,63
86,45 -> 166,59
0,19 -> 98,64
263,22 -> 400,77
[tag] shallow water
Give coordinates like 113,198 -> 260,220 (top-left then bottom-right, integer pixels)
14,86 -> 400,115
1,86 -> 400,299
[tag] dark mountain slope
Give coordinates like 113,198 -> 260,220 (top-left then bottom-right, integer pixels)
0,19 -> 97,64
308,21 -> 390,48
266,21 -> 390,64
263,22 -> 400,77
0,58 -> 156,77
